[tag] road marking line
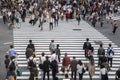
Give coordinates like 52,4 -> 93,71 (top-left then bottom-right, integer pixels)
3,42 -> 12,45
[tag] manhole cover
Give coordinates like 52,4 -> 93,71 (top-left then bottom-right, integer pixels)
73,29 -> 82,31
94,40 -> 103,45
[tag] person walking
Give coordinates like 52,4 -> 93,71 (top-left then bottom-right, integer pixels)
50,51 -> 59,63
65,10 -> 69,22
87,56 -> 95,80
38,52 -> 46,79
43,56 -> 51,80
3,12 -> 7,24
54,13 -> 59,27
55,44 -> 61,62
76,13 -> 81,25
100,64 -> 109,80
111,20 -> 118,34
83,38 -> 92,58
97,44 -> 105,67
50,60 -> 58,80
106,44 -> 114,67
29,13 -> 35,25
38,14 -> 44,30
70,57 -> 77,80
49,40 -> 55,54
62,53 -> 71,73
7,45 -> 16,58
77,60 -> 85,80
4,55 -> 10,79
20,7 -> 26,22
49,16 -> 54,30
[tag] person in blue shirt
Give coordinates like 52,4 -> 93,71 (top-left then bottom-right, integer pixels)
106,43 -> 114,67
8,45 -> 16,58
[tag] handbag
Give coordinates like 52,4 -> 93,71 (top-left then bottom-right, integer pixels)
82,68 -> 85,74
61,67 -> 65,73
17,69 -> 22,76
39,64 -> 43,69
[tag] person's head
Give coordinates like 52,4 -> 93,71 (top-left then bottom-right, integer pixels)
29,40 -> 32,43
65,53 -> 67,56
73,56 -> 76,59
100,64 -> 105,69
65,73 -> 69,78
5,55 -> 9,59
52,50 -> 56,54
109,43 -> 112,47
51,40 -> 54,42
10,45 -> 13,48
41,52 -> 45,56
46,56 -> 49,60
78,60 -> 83,65
86,38 -> 89,42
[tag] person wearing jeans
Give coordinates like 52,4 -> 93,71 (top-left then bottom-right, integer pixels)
106,44 -> 114,67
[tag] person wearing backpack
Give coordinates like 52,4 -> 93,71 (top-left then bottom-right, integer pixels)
9,56 -> 17,72
106,44 -> 114,67
27,40 -> 35,52
83,38 -> 92,58
7,56 -> 17,80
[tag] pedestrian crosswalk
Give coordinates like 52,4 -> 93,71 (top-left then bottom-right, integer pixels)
13,18 -> 120,80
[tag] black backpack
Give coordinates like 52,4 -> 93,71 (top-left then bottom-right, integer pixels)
9,61 -> 16,71
28,59 -> 34,68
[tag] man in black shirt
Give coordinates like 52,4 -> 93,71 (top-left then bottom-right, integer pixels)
27,40 -> 35,52
43,56 -> 51,80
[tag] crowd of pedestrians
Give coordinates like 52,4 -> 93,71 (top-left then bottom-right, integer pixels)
1,0 -> 120,80
4,38 -> 120,80
0,0 -> 120,33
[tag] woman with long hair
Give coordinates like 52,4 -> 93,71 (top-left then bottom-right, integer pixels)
87,56 -> 95,80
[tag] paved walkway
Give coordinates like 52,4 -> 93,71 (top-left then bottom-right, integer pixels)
13,18 -> 120,80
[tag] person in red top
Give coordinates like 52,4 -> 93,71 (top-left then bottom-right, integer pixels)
65,10 -> 69,22
62,53 -> 71,73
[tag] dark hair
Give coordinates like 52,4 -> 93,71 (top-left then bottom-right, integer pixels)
29,40 -> 32,43
5,55 -> 9,59
109,43 -> 111,47
41,52 -> 45,56
51,40 -> 54,42
65,73 -> 69,78
100,64 -> 105,69
46,56 -> 49,60
10,45 -> 13,48
78,60 -> 83,65
73,56 -> 76,59
86,38 -> 89,41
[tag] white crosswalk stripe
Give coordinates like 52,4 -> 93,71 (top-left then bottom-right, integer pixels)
13,18 -> 120,80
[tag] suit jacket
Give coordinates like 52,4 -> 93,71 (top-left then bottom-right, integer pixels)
70,59 -> 77,71
43,60 -> 51,72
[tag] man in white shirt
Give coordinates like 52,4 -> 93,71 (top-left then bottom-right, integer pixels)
50,51 -> 58,63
